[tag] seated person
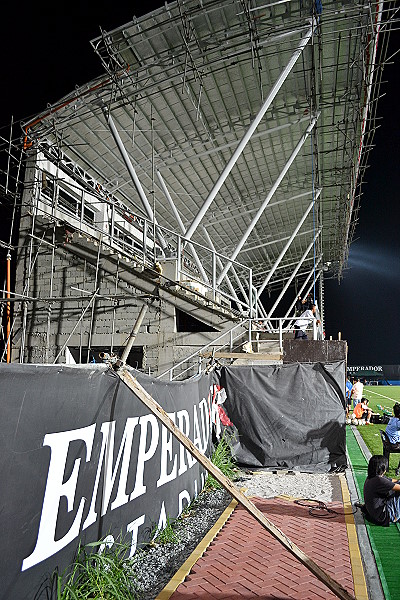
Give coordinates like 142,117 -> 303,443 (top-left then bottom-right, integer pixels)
353,398 -> 372,423
385,403 -> 400,447
363,455 -> 400,525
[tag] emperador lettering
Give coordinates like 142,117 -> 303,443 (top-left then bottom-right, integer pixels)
22,397 -> 210,571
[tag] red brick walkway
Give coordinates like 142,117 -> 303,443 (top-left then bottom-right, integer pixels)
170,498 -> 355,599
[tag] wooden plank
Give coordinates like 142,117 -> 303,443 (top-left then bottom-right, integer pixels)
116,367 -> 355,600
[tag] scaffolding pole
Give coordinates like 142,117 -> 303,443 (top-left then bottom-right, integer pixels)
6,253 -> 11,363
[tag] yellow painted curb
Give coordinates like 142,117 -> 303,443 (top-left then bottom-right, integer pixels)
155,498 -> 238,600
339,474 -> 369,600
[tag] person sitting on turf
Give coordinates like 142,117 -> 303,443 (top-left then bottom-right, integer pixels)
385,403 -> 400,447
363,455 -> 400,525
353,398 -> 372,423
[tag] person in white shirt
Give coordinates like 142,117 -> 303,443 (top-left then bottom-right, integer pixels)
294,304 -> 321,340
351,378 -> 364,407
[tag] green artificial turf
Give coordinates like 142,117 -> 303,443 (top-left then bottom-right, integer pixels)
346,427 -> 400,599
351,385 -> 400,477
362,385 -> 400,412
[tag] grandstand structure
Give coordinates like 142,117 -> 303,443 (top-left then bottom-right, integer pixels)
0,0 -> 397,377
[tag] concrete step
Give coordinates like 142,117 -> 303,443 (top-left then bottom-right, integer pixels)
253,339 -> 282,354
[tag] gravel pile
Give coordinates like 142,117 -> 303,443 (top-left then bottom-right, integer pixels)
131,488 -> 232,599
131,469 -> 337,599
238,470 -> 334,503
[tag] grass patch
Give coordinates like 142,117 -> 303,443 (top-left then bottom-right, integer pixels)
153,514 -> 180,545
55,537 -> 137,599
351,386 -> 400,477
362,385 -> 400,412
205,432 -> 236,491
356,424 -> 400,477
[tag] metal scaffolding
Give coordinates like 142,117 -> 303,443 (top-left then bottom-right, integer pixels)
0,0 -> 397,372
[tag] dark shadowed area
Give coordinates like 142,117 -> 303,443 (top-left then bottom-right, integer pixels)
324,28 -> 400,363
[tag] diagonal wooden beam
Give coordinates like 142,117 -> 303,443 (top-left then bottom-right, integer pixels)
115,366 -> 355,600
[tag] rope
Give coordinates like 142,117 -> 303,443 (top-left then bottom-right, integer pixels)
294,498 -> 357,518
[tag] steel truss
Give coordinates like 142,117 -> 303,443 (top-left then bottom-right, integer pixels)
0,0 -> 397,367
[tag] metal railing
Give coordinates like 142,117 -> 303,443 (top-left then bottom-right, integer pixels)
31,163 -> 254,316
157,316 -> 322,381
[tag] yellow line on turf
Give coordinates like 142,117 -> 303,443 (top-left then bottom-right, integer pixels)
339,474 -> 369,600
155,498 -> 238,600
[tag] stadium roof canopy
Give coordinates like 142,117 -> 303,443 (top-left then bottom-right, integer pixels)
23,0 -> 392,305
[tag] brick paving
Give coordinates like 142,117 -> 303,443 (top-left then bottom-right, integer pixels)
169,497 -> 355,599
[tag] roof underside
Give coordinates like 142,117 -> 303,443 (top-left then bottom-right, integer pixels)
24,0 -> 390,294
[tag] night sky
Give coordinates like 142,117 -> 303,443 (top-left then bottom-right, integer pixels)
1,2 -> 399,365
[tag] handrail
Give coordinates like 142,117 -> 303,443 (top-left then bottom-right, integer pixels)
157,316 -> 322,381
157,320 -> 248,381
33,170 -> 253,315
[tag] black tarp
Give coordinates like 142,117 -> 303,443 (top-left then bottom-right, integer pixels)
219,362 -> 346,469
0,364 -> 213,600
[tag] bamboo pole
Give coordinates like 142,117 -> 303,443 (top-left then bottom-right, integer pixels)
115,366 -> 355,600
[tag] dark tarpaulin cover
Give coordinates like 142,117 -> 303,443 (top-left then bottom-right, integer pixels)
219,361 -> 346,470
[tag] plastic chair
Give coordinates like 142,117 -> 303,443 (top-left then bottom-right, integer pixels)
380,430 -> 400,476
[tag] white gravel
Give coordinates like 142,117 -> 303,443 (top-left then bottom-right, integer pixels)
237,470 -> 334,503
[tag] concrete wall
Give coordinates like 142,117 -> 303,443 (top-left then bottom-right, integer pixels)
14,212 -> 237,376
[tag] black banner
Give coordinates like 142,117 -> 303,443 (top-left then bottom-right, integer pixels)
0,365 -> 213,600
0,361 -> 347,599
348,364 -> 400,382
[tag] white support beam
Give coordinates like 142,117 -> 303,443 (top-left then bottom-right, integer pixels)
203,227 -> 264,319
103,109 -> 168,252
217,114 -> 320,285
257,189 -> 321,296
211,189 -> 316,228
156,170 -> 209,283
252,255 -> 315,282
267,229 -> 321,317
184,23 -> 315,242
239,226 -> 317,254
253,265 -> 314,288
230,265 -> 249,304
166,115 -> 311,169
